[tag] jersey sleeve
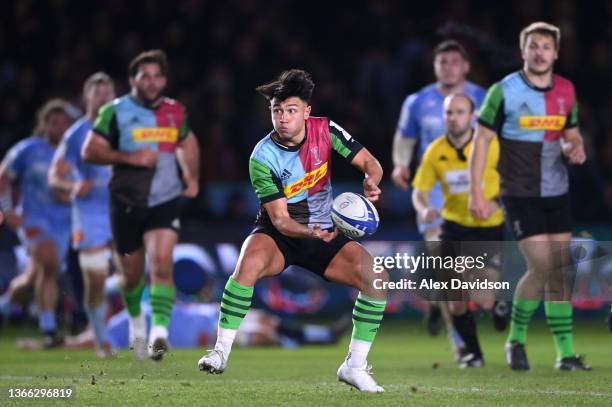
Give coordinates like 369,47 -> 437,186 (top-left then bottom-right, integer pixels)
4,141 -> 29,179
59,132 -> 81,167
249,157 -> 285,203
178,105 -> 189,140
565,101 -> 578,129
93,103 -> 119,148
411,146 -> 437,192
477,83 -> 505,134
396,94 -> 419,139
329,120 -> 363,162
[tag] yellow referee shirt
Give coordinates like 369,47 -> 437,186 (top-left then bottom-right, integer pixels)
412,133 -> 503,228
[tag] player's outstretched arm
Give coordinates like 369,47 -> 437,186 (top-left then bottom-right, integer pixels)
263,198 -> 337,242
351,148 -> 383,203
82,131 -> 157,168
0,157 -> 21,229
176,131 -> 200,198
469,124 -> 496,220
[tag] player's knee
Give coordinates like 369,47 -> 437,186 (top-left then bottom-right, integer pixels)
149,251 -> 173,273
234,254 -> 269,282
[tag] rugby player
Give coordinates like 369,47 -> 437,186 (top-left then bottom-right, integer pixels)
469,22 -> 591,371
49,72 -> 116,357
198,69 -> 388,393
82,50 -> 200,361
0,99 -> 73,347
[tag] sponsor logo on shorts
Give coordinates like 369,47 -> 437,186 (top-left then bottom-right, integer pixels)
132,127 -> 178,142
283,162 -> 328,198
172,218 -> 181,229
519,115 -> 566,130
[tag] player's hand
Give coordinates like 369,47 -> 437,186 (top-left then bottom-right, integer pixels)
562,141 -> 586,165
5,209 -> 22,230
72,179 -> 93,198
419,207 -> 440,223
183,177 -> 199,198
363,177 -> 381,203
469,191 -> 490,220
391,166 -> 410,191
311,224 -> 338,242
129,148 -> 158,168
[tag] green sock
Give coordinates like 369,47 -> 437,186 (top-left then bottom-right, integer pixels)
219,277 -> 253,330
120,279 -> 145,317
545,301 -> 576,359
507,298 -> 540,344
150,284 -> 176,328
351,293 -> 386,342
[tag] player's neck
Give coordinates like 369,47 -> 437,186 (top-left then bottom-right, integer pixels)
85,109 -> 96,122
438,81 -> 465,96
130,90 -> 162,109
272,125 -> 306,147
522,67 -> 553,89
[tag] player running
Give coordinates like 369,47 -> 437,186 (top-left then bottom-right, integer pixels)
48,72 -> 116,358
412,94 -> 504,368
197,69 -> 388,393
469,22 -> 591,371
0,99 -> 73,348
82,50 -> 200,361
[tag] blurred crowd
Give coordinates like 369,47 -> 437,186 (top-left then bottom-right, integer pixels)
1,0 -> 611,222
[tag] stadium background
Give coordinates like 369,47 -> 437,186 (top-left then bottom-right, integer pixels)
0,0 -> 610,327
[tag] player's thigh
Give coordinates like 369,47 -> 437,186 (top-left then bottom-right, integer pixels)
324,241 -> 387,298
144,228 -> 178,269
30,239 -> 60,272
233,233 -> 285,286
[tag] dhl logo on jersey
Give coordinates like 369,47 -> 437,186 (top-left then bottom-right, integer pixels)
519,115 -> 566,130
132,127 -> 178,142
284,163 -> 328,198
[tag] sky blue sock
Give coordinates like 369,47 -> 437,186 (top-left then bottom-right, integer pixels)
86,303 -> 109,345
39,310 -> 57,334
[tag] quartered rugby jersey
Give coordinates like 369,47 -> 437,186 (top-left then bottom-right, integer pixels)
478,71 -> 578,197
396,81 -> 486,159
412,133 -> 503,228
249,117 -> 363,228
93,95 -> 189,207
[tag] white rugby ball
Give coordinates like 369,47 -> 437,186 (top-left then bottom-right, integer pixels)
331,192 -> 379,238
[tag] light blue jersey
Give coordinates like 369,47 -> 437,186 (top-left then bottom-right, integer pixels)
56,118 -> 112,249
396,82 -> 486,233
5,136 -> 70,259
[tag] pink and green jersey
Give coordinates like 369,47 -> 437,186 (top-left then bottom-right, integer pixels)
478,71 -> 578,197
93,95 -> 189,207
249,117 -> 363,228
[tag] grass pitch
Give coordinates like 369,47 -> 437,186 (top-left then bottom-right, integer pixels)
0,320 -> 610,406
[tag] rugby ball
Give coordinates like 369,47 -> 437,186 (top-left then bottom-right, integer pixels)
331,192 -> 379,238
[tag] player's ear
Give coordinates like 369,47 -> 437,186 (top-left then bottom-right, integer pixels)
304,104 -> 311,119
463,59 -> 471,75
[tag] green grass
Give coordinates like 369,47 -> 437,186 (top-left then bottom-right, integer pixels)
0,320 -> 611,406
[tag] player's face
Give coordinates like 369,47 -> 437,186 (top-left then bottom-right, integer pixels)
86,83 -> 115,115
270,97 -> 311,141
130,63 -> 167,105
443,96 -> 474,138
45,111 -> 71,144
434,51 -> 469,88
522,33 -> 558,75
